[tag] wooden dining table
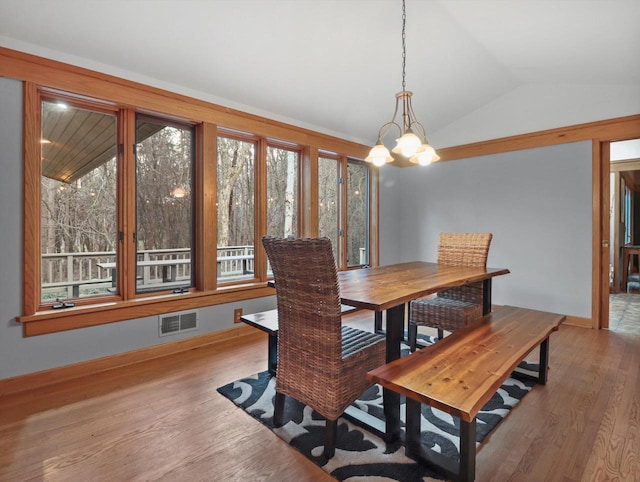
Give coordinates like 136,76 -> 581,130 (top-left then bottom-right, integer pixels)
337,261 -> 510,441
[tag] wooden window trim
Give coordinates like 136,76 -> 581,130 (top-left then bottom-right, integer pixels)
11,49 -> 377,336
22,81 -> 41,317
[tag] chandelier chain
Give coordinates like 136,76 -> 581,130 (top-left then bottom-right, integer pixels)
365,0 -> 439,166
401,0 -> 406,92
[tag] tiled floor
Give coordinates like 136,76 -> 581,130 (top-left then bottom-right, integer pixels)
609,291 -> 640,334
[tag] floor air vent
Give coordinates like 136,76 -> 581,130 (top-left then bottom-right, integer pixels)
159,310 -> 198,336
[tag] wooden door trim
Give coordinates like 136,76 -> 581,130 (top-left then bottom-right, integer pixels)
595,125 -> 640,329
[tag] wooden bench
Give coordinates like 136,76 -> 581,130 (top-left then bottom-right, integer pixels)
240,304 -> 358,375
367,305 -> 565,482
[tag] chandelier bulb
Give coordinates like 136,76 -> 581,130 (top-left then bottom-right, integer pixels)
410,144 -> 440,166
393,131 -> 422,157
365,144 -> 393,167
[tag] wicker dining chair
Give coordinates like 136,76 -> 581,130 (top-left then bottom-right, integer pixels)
408,232 -> 493,351
262,235 -> 386,459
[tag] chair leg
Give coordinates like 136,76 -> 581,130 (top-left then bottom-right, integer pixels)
273,392 -> 285,427
375,311 -> 383,333
324,418 -> 338,459
408,323 -> 418,352
437,328 -> 444,340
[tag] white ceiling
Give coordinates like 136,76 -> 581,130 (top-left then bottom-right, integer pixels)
1,0 -> 639,149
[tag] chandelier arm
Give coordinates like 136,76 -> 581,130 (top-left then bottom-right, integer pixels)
408,121 -> 427,143
401,92 -> 410,133
376,93 -> 403,141
405,96 -> 428,142
376,120 -> 403,143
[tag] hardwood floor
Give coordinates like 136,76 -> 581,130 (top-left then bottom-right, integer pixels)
0,312 -> 638,481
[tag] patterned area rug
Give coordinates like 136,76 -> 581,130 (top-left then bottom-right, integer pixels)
217,341 -> 537,481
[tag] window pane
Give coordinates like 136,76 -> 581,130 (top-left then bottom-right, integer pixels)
266,146 -> 299,237
347,160 -> 369,267
318,157 -> 340,262
136,117 -> 194,293
217,136 -> 255,282
266,145 -> 299,275
40,100 -> 117,302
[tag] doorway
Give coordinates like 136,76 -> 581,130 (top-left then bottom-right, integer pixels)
608,138 -> 640,334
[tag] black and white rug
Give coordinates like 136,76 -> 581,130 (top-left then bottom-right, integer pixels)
217,342 -> 537,481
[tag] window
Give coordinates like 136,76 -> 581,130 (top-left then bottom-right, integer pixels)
346,160 -> 370,267
318,156 -> 340,262
318,154 -> 371,268
40,98 -> 118,303
19,63 -> 378,335
38,93 -> 199,306
217,134 -> 256,283
266,144 -> 299,238
135,116 -> 195,293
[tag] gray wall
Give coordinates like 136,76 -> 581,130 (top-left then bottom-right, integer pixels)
0,77 -> 276,380
379,142 -> 593,318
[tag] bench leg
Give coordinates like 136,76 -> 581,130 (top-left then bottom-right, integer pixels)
482,279 -> 492,315
512,337 -> 551,385
459,418 -> 477,482
405,397 -> 477,481
383,388 -> 401,442
405,398 -> 422,456
538,337 -> 550,385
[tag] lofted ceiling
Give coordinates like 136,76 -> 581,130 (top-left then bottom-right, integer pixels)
1,0 -> 639,154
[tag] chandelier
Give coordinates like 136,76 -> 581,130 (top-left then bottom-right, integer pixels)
365,0 -> 439,167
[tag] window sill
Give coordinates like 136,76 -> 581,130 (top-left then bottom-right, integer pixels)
17,283 -> 275,336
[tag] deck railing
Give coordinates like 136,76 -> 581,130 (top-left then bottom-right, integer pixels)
41,246 -> 254,300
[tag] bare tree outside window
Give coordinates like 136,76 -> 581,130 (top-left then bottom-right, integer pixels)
217,136 -> 255,281
266,145 -> 299,237
318,156 -> 340,262
347,160 -> 369,267
135,118 -> 194,292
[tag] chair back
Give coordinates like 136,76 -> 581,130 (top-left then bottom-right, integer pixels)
437,232 -> 492,302
437,232 -> 493,267
262,236 -> 343,363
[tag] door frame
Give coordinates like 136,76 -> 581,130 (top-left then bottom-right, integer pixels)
595,124 -> 640,329
594,140 -> 610,329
